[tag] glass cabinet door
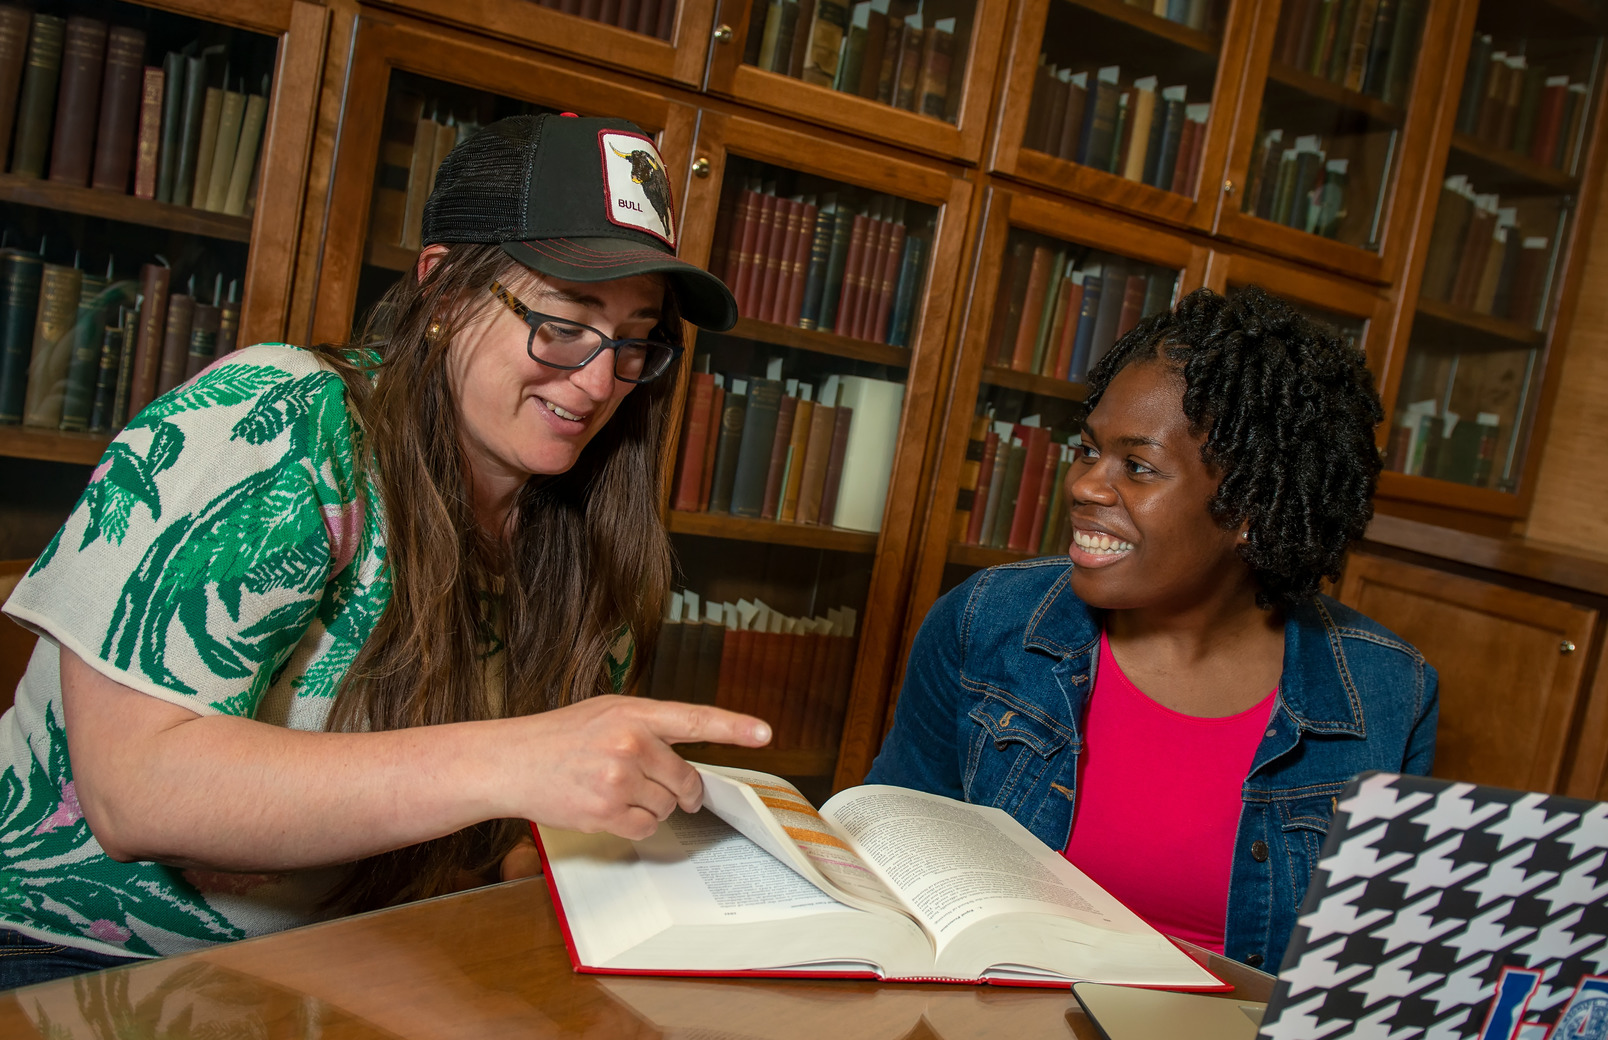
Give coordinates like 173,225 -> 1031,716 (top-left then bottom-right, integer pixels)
666,111 -> 968,794
704,0 -> 1010,162
1214,0 -> 1453,282
1204,249 -> 1390,375
901,190 -> 1201,695
1380,0 -> 1604,511
988,0 -> 1254,230
304,13 -> 696,345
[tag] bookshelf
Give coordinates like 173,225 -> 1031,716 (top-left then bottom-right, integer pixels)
1203,248 -> 1391,371
0,0 -> 323,557
1377,0 -> 1608,516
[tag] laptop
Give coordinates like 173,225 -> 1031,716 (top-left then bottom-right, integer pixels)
1074,771 -> 1608,1039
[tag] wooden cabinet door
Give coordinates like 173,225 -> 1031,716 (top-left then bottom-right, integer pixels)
1337,551 -> 1596,793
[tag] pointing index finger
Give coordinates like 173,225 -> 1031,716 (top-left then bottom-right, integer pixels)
639,701 -> 772,748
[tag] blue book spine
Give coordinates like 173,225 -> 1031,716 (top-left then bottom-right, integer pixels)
1068,272 -> 1102,381
886,236 -> 927,347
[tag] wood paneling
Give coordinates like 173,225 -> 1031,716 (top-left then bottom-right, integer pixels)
1338,552 -> 1597,793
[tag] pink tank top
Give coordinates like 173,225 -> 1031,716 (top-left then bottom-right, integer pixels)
1063,632 -> 1277,953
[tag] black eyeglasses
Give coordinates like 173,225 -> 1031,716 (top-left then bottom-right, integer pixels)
489,280 -> 682,384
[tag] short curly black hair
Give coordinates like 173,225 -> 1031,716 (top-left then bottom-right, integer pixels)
1084,285 -> 1384,609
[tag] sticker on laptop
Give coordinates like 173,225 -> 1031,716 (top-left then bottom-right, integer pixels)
599,131 -> 676,248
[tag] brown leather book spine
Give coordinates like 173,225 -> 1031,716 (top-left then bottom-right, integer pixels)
1450,206 -> 1496,310
1010,245 -> 1054,372
1006,426 -> 1050,551
817,404 -> 855,527
47,16 -> 107,187
672,371 -> 715,512
832,213 -> 872,338
698,384 -> 723,511
183,301 -> 220,379
778,398 -> 813,523
1115,273 -> 1147,339
782,199 -> 816,327
214,297 -> 240,359
154,292 -> 193,399
718,187 -> 754,292
0,5 -> 31,173
759,394 -> 798,520
125,262 -> 169,417
867,219 -> 904,343
132,65 -> 162,199
795,402 -> 836,524
776,630 -> 812,750
90,26 -> 144,192
11,13 -> 64,178
1025,439 -> 1060,551
849,213 -> 889,340
737,191 -> 777,320
758,197 -> 796,325
754,625 -> 789,728
802,627 -> 833,747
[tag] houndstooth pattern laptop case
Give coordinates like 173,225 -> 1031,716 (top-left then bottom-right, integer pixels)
1259,772 -> 1608,1040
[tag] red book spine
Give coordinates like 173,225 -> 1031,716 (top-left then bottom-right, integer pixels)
850,216 -> 891,340
769,198 -> 804,325
713,619 -> 739,711
755,628 -> 789,726
1051,281 -> 1082,380
721,189 -> 756,302
1011,245 -> 1054,372
965,431 -> 1000,544
759,394 -> 798,520
783,200 -> 817,327
697,385 -> 724,511
126,261 -> 169,417
90,27 -> 145,192
1115,273 -> 1147,340
817,405 -> 855,527
1025,443 -> 1060,551
47,15 -> 107,187
671,372 -> 715,511
757,198 -> 795,325
869,221 -> 905,344
833,214 -> 871,338
775,631 -> 810,750
738,192 -> 777,320
1007,427 -> 1051,551
727,627 -> 757,717
1530,82 -> 1568,166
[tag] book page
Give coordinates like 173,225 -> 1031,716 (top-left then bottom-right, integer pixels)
695,764 -> 913,919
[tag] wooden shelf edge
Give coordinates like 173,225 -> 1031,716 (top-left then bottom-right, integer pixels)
1414,298 -> 1546,346
0,172 -> 253,243
1065,0 -> 1218,55
1007,149 -> 1200,226
1448,132 -> 1578,193
364,239 -> 417,273
668,509 -> 880,553
980,365 -> 1090,402
0,425 -> 112,465
713,317 -> 913,368
1375,469 -> 1526,518
945,541 -> 1055,569
1264,62 -> 1403,125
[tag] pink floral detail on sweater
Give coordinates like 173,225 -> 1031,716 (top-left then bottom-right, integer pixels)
181,870 -> 282,897
90,459 -> 112,484
321,500 -> 364,575
88,919 -> 132,944
33,780 -> 83,834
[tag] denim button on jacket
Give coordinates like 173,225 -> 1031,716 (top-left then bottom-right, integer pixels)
866,558 -> 1438,971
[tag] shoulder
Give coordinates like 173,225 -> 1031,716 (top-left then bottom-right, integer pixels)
1306,594 -> 1426,665
930,557 -> 1091,652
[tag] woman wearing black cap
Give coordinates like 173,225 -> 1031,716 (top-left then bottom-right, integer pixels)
0,114 -> 770,985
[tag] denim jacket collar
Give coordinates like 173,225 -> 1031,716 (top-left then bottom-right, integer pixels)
1020,566 -> 1365,738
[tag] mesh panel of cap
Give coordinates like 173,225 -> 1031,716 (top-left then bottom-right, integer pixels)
421,115 -> 542,244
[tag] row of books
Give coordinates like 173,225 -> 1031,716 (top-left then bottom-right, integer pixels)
671,366 -> 905,534
1419,176 -> 1550,328
1387,401 -> 1503,487
953,414 -> 1078,556
989,240 -> 1176,382
645,589 -> 859,752
1116,0 -> 1216,32
1242,129 -> 1353,239
0,8 -> 269,215
748,0 -> 958,122
528,0 -> 676,39
1455,37 -> 1590,171
1272,0 -> 1423,106
371,90 -> 476,251
1022,62 -> 1209,196
0,252 -> 239,432
715,186 -> 927,346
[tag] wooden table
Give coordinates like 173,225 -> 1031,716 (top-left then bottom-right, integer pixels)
0,879 -> 1275,1039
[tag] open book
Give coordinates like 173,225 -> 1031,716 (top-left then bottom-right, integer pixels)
535,764 -> 1227,989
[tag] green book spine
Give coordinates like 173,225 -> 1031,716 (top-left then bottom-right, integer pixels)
1511,64 -> 1546,157
835,24 -> 867,93
886,234 -> 926,348
1107,92 -> 1128,174
1379,0 -> 1421,106
816,206 -> 855,333
1306,0 -> 1337,77
987,441 -> 1026,549
10,14 -> 64,177
155,50 -> 185,203
798,199 -> 837,330
1040,455 -> 1073,554
58,272 -> 107,431
1028,251 -> 1066,375
0,252 -> 42,423
1326,0 -> 1359,82
730,377 -> 784,518
1361,0 -> 1396,96
1141,270 -> 1174,318
88,318 -> 123,431
708,387 -> 748,514
108,306 -> 137,429
1456,34 -> 1492,136
21,262 -> 83,428
171,52 -> 208,207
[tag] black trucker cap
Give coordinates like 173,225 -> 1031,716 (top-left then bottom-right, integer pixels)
421,112 -> 738,331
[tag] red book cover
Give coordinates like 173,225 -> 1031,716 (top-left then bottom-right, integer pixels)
1115,273 -> 1147,340
1050,281 -> 1083,381
783,199 -> 817,327
738,192 -> 778,320
758,198 -> 797,326
1168,118 -> 1196,194
1006,426 -> 1051,551
777,630 -> 814,750
753,626 -> 789,725
851,215 -> 892,340
1529,79 -> 1568,166
1025,443 -> 1061,552
672,371 -> 715,512
760,394 -> 799,520
965,431 -> 1000,544
698,385 -> 724,511
713,618 -> 739,710
1011,245 -> 1055,372
868,221 -> 906,344
833,213 -> 872,338
722,189 -> 758,307
816,404 -> 855,527
727,626 -> 758,717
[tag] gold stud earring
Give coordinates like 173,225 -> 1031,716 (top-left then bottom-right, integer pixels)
426,321 -> 443,343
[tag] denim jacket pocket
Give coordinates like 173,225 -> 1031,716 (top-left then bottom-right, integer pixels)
1274,786 -> 1346,906
962,687 -> 1073,815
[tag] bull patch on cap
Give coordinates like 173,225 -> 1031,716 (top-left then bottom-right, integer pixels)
599,131 -> 676,248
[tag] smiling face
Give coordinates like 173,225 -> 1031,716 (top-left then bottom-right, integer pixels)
1066,360 -> 1251,612
445,265 -> 666,511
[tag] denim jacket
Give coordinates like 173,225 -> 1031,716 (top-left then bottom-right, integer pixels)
866,557 -> 1438,971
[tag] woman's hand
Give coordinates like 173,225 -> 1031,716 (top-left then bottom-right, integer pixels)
492,695 -> 771,841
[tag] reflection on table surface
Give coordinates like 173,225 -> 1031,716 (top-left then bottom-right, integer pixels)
0,877 -> 1274,1040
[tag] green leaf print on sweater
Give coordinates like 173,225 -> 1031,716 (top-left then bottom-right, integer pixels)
139,362 -> 287,422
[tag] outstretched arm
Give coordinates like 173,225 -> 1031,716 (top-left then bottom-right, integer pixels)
61,647 -> 771,872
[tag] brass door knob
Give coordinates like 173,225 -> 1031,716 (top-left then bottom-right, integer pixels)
713,24 -> 733,43
692,157 -> 712,178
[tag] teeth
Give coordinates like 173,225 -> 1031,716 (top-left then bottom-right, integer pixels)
1073,530 -> 1134,555
545,400 -> 584,422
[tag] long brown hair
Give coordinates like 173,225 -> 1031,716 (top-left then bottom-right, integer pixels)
308,243 -> 679,912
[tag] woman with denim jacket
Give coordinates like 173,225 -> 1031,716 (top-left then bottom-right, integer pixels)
868,286 -> 1437,974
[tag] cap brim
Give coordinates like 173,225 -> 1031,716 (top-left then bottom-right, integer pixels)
502,238 -> 738,332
